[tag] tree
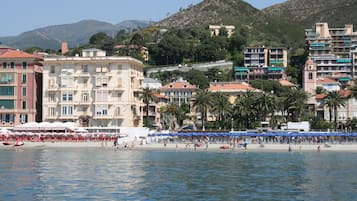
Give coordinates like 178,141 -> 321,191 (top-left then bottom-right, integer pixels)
89,32 -> 112,45
211,93 -> 232,129
193,90 -> 213,130
234,91 -> 259,129
139,87 -> 157,127
324,90 -> 346,130
285,88 -> 308,122
184,69 -> 209,89
160,104 -> 178,130
130,33 -> 145,46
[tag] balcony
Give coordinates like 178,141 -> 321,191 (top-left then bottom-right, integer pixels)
74,72 -> 90,77
58,115 -> 78,120
46,115 -> 59,120
111,85 -> 124,91
93,115 -> 112,120
47,85 -> 59,91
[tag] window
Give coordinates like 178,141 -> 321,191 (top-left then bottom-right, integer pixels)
50,66 -> 55,74
22,74 -> 27,83
82,92 -> 89,102
62,92 -> 73,102
61,76 -> 74,87
20,114 -> 28,123
49,93 -> 55,102
61,105 -> 74,115
49,107 -> 55,116
22,101 -> 26,109
309,73 -> 313,80
0,100 -> 14,109
22,88 -> 26,96
0,86 -> 14,96
95,91 -> 108,102
2,62 -> 6,69
82,65 -> 88,72
22,62 -> 27,69
95,76 -> 108,87
95,105 -> 108,116
10,62 -> 15,69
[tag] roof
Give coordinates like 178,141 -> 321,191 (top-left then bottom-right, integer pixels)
208,82 -> 258,92
315,90 -> 352,100
0,49 -> 39,59
0,44 -> 14,49
315,94 -> 327,100
144,77 -> 161,84
279,79 -> 296,87
161,80 -> 197,90
153,93 -> 167,99
317,77 -> 339,84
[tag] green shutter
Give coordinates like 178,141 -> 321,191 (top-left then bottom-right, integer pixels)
10,62 -> 14,69
0,86 -> 14,96
22,62 -> 27,69
22,74 -> 27,83
0,100 -> 14,109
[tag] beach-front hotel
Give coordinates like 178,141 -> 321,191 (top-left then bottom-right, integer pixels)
0,45 -> 43,127
43,48 -> 144,127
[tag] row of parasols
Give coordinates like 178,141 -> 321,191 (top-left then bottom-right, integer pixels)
150,131 -> 357,137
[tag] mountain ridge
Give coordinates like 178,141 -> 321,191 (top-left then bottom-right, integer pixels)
0,19 -> 154,49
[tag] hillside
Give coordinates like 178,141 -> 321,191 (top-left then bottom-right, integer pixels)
153,0 -> 303,47
0,20 -> 153,49
263,0 -> 357,28
155,0 -> 260,28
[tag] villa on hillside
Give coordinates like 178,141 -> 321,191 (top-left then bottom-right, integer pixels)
209,25 -> 235,38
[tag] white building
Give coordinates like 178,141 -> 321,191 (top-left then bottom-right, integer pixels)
43,49 -> 144,127
143,78 -> 162,89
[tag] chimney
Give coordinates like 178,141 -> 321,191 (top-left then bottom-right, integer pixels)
61,42 -> 68,55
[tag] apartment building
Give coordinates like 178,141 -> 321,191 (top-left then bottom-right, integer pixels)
236,47 -> 287,81
43,48 -> 144,127
160,79 -> 197,106
0,46 -> 43,126
304,23 -> 357,82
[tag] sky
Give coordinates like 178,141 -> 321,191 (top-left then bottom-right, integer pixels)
0,0 -> 286,37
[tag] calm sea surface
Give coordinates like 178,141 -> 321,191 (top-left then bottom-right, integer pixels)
0,148 -> 357,201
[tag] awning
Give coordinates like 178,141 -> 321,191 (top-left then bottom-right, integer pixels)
337,58 -> 351,63
268,67 -> 283,71
234,67 -> 248,72
339,77 -> 351,81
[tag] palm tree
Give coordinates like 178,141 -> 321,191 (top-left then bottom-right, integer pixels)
234,90 -> 258,129
139,87 -> 157,127
160,104 -> 178,130
324,90 -> 346,130
211,93 -> 232,129
285,88 -> 308,122
193,90 -> 213,130
256,92 -> 277,121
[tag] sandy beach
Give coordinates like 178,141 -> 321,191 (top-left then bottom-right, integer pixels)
1,141 -> 357,152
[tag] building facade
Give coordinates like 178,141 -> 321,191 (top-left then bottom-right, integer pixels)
0,47 -> 43,127
209,25 -> 235,38
235,47 -> 287,81
43,48 -> 144,127
304,23 -> 357,83
160,79 -> 197,106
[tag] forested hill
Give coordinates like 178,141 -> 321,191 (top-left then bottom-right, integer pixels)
263,0 -> 357,28
153,0 -> 357,48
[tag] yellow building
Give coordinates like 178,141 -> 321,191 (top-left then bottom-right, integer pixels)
43,48 -> 144,127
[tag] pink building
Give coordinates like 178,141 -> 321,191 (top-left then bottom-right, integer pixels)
0,47 -> 43,127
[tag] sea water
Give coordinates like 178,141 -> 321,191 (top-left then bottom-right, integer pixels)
0,148 -> 357,201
